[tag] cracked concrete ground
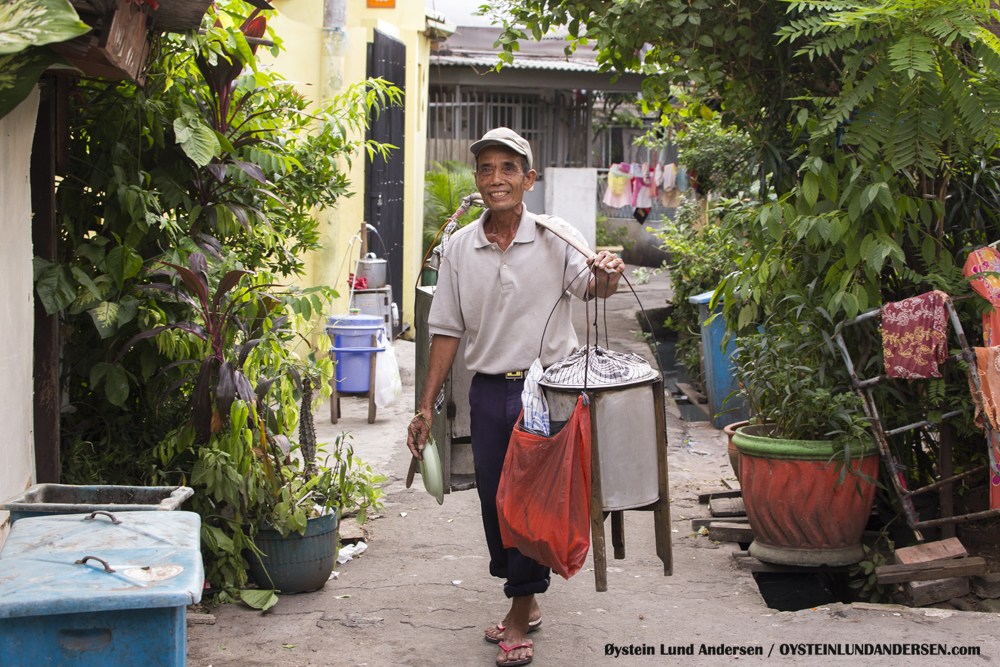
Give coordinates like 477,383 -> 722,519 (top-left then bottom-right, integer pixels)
188,267 -> 1000,667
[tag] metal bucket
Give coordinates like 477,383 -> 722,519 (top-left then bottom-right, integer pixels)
541,377 -> 661,511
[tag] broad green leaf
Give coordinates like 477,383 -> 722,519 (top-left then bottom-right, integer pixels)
848,194 -> 862,223
241,588 -> 278,611
0,0 -> 90,55
202,524 -> 235,553
87,301 -> 120,339
105,245 -> 143,289
105,363 -> 129,406
802,173 -> 819,208
90,361 -> 111,388
173,116 -> 221,167
35,264 -> 76,314
71,267 -> 101,299
737,303 -> 758,331
32,257 -> 52,281
117,295 -> 141,326
0,47 -> 77,121
68,275 -> 115,315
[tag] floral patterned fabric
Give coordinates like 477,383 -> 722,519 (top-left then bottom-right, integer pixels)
881,290 -> 950,379
963,247 -> 1000,346
969,347 -> 1000,510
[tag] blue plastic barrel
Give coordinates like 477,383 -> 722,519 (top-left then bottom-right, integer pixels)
326,314 -> 385,392
689,291 -> 748,429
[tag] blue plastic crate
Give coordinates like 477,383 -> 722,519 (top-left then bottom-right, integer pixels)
0,511 -> 203,667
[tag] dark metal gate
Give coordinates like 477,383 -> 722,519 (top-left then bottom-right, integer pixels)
366,29 -> 406,336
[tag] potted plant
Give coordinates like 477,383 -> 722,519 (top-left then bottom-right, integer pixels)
729,319 -> 879,566
247,380 -> 387,601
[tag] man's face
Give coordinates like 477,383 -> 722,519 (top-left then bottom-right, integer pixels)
474,145 -> 537,213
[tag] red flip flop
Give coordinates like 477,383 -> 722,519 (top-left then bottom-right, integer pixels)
485,619 -> 541,644
497,640 -> 533,666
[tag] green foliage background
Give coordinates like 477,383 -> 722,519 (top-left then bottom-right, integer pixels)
38,1 -> 398,598
494,0 -> 1000,499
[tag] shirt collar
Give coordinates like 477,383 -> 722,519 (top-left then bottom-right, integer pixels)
473,206 -> 536,248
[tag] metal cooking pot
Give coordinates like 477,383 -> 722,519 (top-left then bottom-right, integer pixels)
355,253 -> 387,288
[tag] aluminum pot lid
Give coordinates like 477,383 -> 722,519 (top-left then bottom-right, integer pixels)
540,345 -> 657,389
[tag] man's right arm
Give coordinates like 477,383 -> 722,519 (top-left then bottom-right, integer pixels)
406,334 -> 461,460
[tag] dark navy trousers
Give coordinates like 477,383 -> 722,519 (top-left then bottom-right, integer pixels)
469,373 -> 552,599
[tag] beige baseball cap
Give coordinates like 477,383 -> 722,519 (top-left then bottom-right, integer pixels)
469,127 -> 533,171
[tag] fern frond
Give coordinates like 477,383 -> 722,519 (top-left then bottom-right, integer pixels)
887,33 -> 937,78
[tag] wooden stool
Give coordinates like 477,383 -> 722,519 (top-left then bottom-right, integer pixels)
588,377 -> 673,591
329,334 -> 378,425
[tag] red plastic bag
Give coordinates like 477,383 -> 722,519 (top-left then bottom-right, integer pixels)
496,394 -> 592,579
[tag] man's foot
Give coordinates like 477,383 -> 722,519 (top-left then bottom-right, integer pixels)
484,618 -> 541,644
497,640 -> 532,666
484,595 -> 541,644
494,596 -> 536,665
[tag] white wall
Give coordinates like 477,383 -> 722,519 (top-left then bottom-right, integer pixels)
544,167 -> 597,249
0,88 -> 39,549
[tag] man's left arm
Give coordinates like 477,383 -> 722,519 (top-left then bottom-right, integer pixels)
587,250 -> 625,298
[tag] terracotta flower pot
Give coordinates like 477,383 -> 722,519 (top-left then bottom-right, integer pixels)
733,425 -> 878,566
722,420 -> 750,481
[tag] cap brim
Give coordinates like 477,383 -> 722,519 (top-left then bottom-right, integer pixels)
469,139 -> 531,169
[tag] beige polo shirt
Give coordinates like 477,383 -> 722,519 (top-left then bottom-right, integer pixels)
428,206 -> 592,374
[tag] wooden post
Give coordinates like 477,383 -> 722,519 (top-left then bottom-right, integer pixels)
31,80 -> 60,484
367,334 -> 378,424
589,393 -> 607,592
652,378 -> 673,576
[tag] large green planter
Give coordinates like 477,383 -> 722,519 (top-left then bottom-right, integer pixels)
734,425 -> 879,566
249,510 -> 339,593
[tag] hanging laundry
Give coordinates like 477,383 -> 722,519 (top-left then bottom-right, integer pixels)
633,163 -> 653,208
881,290 -> 949,379
661,163 -> 676,191
963,246 -> 1000,346
675,166 -> 690,193
633,208 -> 651,224
661,187 -> 681,208
603,163 -> 633,208
968,347 -> 1000,510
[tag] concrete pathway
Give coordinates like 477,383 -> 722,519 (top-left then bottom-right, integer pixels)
188,268 -> 1000,667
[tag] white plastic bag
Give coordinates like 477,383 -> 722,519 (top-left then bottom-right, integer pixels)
374,339 -> 402,408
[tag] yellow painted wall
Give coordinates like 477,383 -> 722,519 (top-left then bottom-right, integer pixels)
260,0 -> 433,340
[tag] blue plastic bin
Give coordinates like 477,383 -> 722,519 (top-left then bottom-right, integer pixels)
689,291 -> 748,429
0,484 -> 193,524
0,510 -> 203,667
326,314 -> 386,392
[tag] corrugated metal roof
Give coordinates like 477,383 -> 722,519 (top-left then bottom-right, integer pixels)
430,53 -> 604,72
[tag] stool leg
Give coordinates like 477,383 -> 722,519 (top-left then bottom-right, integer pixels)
589,394 -> 607,592
611,511 -> 625,560
367,334 -> 378,424
652,379 -> 673,576
329,376 -> 339,424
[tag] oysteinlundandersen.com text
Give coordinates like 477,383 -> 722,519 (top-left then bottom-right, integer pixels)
604,642 -> 981,658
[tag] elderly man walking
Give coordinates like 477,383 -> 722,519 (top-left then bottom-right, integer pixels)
406,127 -> 624,666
